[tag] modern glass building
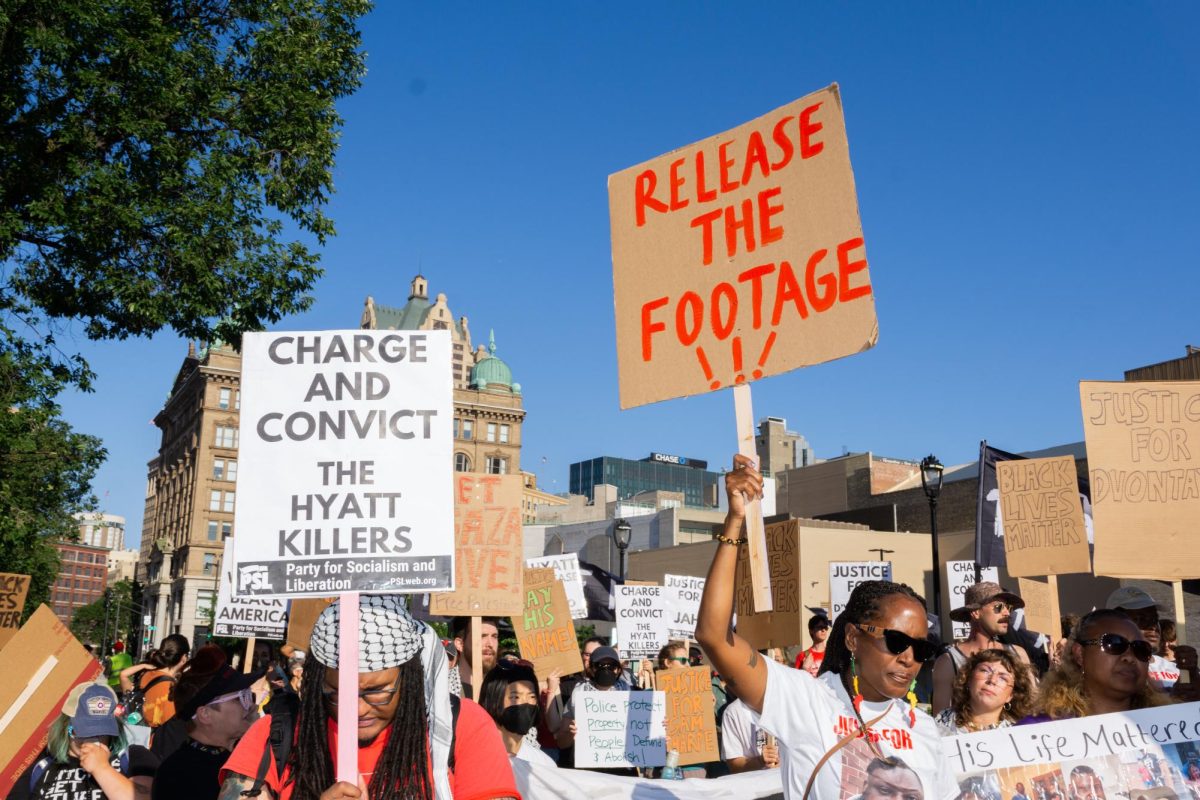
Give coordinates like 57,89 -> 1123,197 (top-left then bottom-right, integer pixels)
569,453 -> 720,509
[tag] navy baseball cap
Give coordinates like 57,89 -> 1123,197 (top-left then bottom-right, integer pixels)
63,683 -> 120,739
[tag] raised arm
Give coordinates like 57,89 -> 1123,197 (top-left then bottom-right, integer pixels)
695,454 -> 769,713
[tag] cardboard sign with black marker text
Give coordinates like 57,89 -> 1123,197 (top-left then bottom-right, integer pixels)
0,573 -> 30,649
996,454 -> 1091,577
512,567 -> 583,678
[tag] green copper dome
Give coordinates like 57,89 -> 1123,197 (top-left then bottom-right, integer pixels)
470,331 -> 518,392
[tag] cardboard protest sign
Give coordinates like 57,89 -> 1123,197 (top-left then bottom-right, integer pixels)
0,573 -> 30,649
574,690 -> 667,768
829,561 -> 891,622
996,454 -> 1091,577
945,702 -> 1200,800
0,606 -> 102,795
1080,380 -> 1200,578
664,574 -> 705,641
609,84 -> 876,409
233,330 -> 454,597
285,597 -> 336,653
735,519 -> 802,648
658,666 -> 719,766
615,584 -> 669,659
526,554 -> 587,619
946,561 -> 998,640
1016,576 -> 1054,639
214,541 -> 287,639
512,567 -> 583,678
430,474 -> 525,616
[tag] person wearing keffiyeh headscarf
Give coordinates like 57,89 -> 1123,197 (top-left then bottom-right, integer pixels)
217,595 -> 520,800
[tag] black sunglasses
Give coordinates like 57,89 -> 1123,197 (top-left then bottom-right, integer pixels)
855,624 -> 938,663
1077,633 -> 1154,663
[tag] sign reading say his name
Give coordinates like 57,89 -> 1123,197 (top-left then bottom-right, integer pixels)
0,573 -> 30,649
214,541 -> 287,639
946,702 -> 1200,797
574,690 -> 667,768
431,474 -> 524,616
609,84 -> 877,409
997,455 -> 1090,577
664,574 -> 705,640
829,561 -> 891,622
659,666 -> 719,766
512,567 -> 583,678
615,584 -> 669,659
1080,380 -> 1200,578
526,554 -> 587,620
234,330 -> 454,598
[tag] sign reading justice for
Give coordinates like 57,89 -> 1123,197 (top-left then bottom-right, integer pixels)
609,84 -> 877,409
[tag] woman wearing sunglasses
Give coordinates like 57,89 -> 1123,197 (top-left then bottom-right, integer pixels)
1033,609 -> 1168,721
696,455 -> 956,800
934,650 -> 1034,735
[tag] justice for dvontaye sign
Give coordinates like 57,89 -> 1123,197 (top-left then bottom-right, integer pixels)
214,540 -> 287,638
234,330 -> 454,598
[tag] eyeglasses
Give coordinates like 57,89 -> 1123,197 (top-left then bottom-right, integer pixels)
321,674 -> 403,707
207,687 -> 254,711
1077,633 -> 1153,663
855,624 -> 938,663
974,666 -> 1014,687
987,602 -> 1013,614
669,656 -> 689,664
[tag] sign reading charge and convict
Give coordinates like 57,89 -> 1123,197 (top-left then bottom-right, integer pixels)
233,330 -> 454,598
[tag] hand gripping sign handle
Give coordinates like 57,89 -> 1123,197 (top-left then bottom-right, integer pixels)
337,592 -> 360,785
734,384 -> 772,613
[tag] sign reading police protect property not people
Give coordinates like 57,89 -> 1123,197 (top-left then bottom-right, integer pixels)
233,330 -> 454,598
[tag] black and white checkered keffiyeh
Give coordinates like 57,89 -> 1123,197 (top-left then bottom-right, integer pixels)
310,594 -> 424,671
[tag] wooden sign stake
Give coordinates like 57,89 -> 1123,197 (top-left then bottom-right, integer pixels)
1046,575 -> 1062,652
1173,580 -> 1191,685
242,637 -> 256,674
471,616 -> 483,697
733,384 -> 772,612
337,592 -> 360,784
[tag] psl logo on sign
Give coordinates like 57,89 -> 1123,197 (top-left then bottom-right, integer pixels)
829,561 -> 892,622
239,565 -> 272,593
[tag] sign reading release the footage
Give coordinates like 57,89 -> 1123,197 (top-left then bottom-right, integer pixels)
234,330 -> 454,598
945,702 -> 1200,800
214,540 -> 287,639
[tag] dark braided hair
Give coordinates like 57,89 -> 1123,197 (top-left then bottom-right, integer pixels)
289,656 -> 432,800
818,579 -> 926,683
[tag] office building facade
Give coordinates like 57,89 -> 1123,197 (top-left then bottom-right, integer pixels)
569,453 -> 720,509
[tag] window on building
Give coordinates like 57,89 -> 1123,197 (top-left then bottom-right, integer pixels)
203,554 -> 217,574
486,457 -> 507,475
215,426 -> 238,448
454,453 -> 470,472
461,420 -> 472,440
209,490 -> 222,511
500,424 -> 510,444
452,418 -> 459,438
222,521 -> 233,539
223,491 -> 235,513
486,423 -> 497,442
218,387 -> 232,410
213,459 -> 237,481
207,521 -> 219,541
235,390 -> 241,410
213,458 -> 226,480
197,589 -> 215,620
226,460 -> 237,481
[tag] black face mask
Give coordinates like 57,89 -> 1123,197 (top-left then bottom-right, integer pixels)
499,703 -> 540,735
592,666 -> 620,687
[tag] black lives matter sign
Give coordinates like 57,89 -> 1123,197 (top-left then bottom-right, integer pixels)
233,331 -> 454,598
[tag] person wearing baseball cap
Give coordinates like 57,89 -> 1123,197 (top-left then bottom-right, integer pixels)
1106,586 -> 1198,693
218,594 -> 517,800
932,581 -> 1033,715
10,682 -> 158,800
555,645 -> 637,775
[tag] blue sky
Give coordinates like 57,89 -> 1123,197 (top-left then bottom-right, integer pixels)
58,2 -> 1200,548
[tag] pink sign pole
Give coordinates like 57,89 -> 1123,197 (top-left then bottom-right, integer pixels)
337,592 -> 360,784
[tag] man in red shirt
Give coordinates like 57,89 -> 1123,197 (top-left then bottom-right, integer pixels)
218,594 -> 518,800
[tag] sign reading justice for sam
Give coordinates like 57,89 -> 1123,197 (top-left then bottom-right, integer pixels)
234,330 -> 454,598
609,84 -> 877,409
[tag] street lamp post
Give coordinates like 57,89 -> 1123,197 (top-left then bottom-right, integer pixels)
920,454 -> 945,629
612,518 -> 632,581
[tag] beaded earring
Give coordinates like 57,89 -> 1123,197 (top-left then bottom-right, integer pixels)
906,679 -> 918,727
850,655 -> 863,715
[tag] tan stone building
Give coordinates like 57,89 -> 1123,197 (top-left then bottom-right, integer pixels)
361,275 -> 525,477
141,342 -> 240,648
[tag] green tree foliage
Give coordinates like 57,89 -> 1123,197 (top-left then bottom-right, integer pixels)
0,2 -> 369,604
71,579 -> 135,647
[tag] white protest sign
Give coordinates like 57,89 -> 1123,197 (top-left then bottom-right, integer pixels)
233,330 -> 454,598
664,574 -> 706,640
615,584 -> 669,658
947,561 -> 998,639
574,690 -> 667,768
214,540 -> 288,639
527,554 -> 587,620
829,561 -> 892,622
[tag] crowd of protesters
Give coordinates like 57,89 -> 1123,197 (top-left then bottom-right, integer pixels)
8,455 -> 1200,800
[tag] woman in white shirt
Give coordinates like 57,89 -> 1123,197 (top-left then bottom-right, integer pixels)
696,454 -> 957,800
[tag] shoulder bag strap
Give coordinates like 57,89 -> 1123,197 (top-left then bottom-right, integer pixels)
800,707 -> 891,800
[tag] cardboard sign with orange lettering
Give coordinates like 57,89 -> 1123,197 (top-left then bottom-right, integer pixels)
431,473 -> 525,616
0,573 -> 30,649
512,567 -> 583,678
609,84 -> 877,409
997,455 -> 1090,577
658,665 -> 719,766
1080,380 -> 1200,578
0,606 -> 102,795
